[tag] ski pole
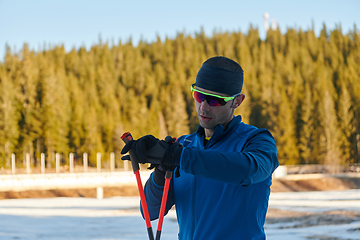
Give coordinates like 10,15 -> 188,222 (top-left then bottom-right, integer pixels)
121,132 -> 154,240
155,170 -> 172,240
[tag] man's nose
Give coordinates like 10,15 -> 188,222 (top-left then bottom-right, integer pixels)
199,99 -> 211,111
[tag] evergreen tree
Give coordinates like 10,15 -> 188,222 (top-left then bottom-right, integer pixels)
298,82 -> 314,164
338,81 -> 356,163
16,44 -> 42,166
0,68 -> 20,166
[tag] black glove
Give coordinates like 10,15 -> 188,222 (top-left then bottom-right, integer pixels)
121,135 -> 163,164
121,135 -> 183,169
160,136 -> 183,169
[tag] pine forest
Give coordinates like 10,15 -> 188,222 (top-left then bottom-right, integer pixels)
0,25 -> 360,168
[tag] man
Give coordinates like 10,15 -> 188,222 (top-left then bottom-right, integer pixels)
121,56 -> 279,239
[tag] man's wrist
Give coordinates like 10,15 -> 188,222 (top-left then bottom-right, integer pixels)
153,167 -> 166,186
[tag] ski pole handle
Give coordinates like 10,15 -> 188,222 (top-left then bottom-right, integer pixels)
121,132 -> 140,173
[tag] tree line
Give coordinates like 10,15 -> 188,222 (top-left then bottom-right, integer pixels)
0,24 -> 359,168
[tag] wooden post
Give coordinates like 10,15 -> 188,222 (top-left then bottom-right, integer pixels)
83,153 -> 88,172
110,152 -> 115,172
41,153 -> 45,174
56,153 -> 60,173
11,153 -> 15,174
97,152 -> 101,172
26,153 -> 31,174
96,186 -> 103,199
357,134 -> 360,164
69,153 -> 74,173
124,160 -> 129,171
23,151 -> 26,169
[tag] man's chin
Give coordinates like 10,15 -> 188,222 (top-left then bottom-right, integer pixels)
199,120 -> 216,130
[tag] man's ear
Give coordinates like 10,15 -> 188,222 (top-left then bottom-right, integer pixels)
232,94 -> 245,109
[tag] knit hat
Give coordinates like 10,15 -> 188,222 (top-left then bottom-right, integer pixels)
195,58 -> 244,96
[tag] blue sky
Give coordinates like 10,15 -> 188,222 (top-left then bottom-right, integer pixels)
0,0 -> 359,61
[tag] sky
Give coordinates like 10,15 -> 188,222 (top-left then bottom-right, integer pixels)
0,0 -> 359,61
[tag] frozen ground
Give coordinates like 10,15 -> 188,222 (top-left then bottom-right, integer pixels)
0,190 -> 359,240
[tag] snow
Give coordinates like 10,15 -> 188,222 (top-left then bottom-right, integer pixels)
269,190 -> 360,212
0,197 -> 178,240
0,190 -> 360,239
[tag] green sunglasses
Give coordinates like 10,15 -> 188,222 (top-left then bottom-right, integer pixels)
190,84 -> 240,106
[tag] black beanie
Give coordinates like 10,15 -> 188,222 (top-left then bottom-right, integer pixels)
195,62 -> 244,96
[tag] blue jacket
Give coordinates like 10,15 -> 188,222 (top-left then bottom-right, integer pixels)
144,116 -> 279,239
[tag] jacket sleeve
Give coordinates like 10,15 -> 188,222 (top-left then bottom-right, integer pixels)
180,129 -> 279,186
141,172 -> 175,221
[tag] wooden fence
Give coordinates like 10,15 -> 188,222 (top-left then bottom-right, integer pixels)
8,152 -> 130,174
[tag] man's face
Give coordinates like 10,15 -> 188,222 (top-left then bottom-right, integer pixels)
194,86 -> 244,136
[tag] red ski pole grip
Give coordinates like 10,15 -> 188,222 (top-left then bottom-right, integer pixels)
121,132 -> 140,172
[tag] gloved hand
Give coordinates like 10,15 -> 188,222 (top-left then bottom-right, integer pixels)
121,135 -> 183,170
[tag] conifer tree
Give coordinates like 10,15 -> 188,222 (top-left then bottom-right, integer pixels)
162,82 -> 190,137
0,68 -> 20,166
16,44 -> 42,166
298,82 -> 314,164
338,81 -> 356,163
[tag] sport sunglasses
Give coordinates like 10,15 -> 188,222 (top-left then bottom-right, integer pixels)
190,84 -> 240,106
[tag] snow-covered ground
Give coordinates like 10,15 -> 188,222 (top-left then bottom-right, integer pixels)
267,190 -> 360,240
0,190 -> 360,240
